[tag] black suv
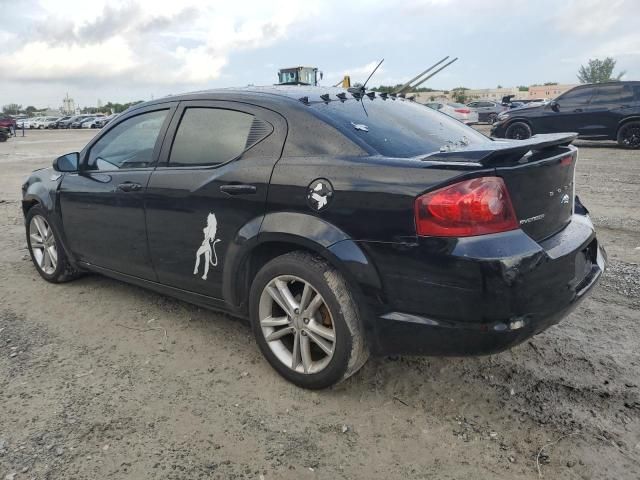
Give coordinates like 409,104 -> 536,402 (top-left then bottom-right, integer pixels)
491,81 -> 640,148
22,87 -> 604,388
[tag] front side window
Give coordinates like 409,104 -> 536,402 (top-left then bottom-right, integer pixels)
87,110 -> 168,171
168,108 -> 254,167
557,87 -> 594,108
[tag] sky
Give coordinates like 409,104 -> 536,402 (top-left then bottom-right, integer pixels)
1,0 -> 638,110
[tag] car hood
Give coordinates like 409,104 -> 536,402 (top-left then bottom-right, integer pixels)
508,105 -> 544,115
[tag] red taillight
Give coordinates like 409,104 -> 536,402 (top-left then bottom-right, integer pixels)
560,154 -> 573,166
414,177 -> 519,237
454,108 -> 471,114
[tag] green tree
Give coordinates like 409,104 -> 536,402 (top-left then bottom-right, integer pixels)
2,104 -> 22,115
517,86 -> 529,92
25,106 -> 37,116
451,87 -> 469,104
103,100 -> 144,114
577,57 -> 625,83
543,82 -> 558,86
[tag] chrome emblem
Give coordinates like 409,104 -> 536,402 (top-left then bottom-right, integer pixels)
561,194 -> 570,204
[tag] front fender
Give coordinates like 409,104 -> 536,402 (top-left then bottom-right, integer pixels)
223,212 -> 384,317
22,174 -> 58,215
22,171 -> 79,267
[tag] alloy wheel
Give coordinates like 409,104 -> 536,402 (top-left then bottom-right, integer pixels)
510,125 -> 528,139
621,124 -> 640,148
29,215 -> 58,275
258,275 -> 336,374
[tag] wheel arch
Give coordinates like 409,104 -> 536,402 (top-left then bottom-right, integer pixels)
617,115 -> 640,130
223,212 -> 385,317
504,117 -> 533,129
22,182 -> 55,217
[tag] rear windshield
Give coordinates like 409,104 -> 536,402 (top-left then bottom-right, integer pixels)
310,97 -> 490,157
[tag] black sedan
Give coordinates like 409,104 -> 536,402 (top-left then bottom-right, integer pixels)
21,86 -> 605,389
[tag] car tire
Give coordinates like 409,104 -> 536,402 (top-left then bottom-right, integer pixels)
488,113 -> 498,124
25,205 -> 80,283
249,251 -> 369,389
505,121 -> 532,140
617,121 -> 640,149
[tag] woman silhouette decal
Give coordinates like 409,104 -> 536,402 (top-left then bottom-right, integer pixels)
193,213 -> 222,280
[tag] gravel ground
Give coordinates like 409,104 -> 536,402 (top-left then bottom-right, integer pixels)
0,128 -> 638,480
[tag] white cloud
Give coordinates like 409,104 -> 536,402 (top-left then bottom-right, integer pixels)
593,33 -> 640,58
0,0 -> 314,86
554,0 -> 633,35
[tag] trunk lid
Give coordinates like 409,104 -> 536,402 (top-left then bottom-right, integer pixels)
424,133 -> 578,241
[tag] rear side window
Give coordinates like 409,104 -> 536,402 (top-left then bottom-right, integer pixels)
311,98 -> 489,157
591,84 -> 634,104
169,108 -> 254,167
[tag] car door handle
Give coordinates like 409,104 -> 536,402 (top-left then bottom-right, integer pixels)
220,184 -> 257,195
117,182 -> 143,192
573,108 -> 583,112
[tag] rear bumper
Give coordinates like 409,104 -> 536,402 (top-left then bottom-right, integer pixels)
361,213 -> 605,356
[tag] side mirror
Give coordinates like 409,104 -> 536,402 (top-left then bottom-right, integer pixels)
550,101 -> 559,112
53,152 -> 79,172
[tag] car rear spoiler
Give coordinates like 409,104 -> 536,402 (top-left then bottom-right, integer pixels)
422,133 -> 578,167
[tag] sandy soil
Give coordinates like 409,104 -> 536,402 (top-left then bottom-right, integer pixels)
1,128 -> 639,480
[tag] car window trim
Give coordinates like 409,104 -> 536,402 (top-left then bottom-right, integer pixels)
79,103 -> 178,173
155,100 -> 275,171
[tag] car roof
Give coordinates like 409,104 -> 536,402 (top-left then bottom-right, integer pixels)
574,81 -> 640,88
126,85 -> 380,113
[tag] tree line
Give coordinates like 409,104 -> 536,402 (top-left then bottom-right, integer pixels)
2,100 -> 145,117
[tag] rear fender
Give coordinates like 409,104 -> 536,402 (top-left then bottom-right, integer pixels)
223,212 -> 385,318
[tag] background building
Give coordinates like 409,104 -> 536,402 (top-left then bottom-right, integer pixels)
528,84 -> 577,99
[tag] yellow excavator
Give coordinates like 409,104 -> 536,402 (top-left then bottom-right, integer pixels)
277,67 -> 322,86
277,66 -> 351,88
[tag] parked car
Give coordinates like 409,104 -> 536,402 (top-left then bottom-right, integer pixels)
466,100 -> 507,123
70,116 -> 93,128
0,114 -> 17,134
52,116 -> 73,129
22,86 -> 605,389
80,117 -> 97,128
24,117 -> 44,129
94,113 -> 118,128
425,102 -> 479,124
37,117 -> 61,129
57,116 -> 81,129
492,81 -> 640,147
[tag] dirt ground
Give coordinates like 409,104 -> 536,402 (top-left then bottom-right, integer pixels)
1,128 -> 639,480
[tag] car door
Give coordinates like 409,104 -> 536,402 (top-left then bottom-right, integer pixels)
145,100 -> 286,300
475,102 -> 493,121
59,103 -> 176,279
540,86 -> 595,135
585,84 -> 635,138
